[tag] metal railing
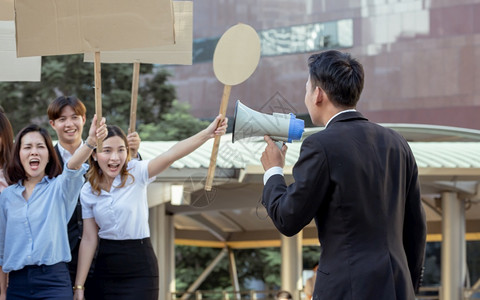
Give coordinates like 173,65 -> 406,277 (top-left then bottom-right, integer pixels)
170,290 -> 301,300
417,286 -> 441,300
414,286 -> 480,300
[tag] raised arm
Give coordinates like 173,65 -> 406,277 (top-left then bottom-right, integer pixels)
147,115 -> 228,178
67,114 -> 107,170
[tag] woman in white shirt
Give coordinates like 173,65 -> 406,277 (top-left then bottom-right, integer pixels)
73,115 -> 228,300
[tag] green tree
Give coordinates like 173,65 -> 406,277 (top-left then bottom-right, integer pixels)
0,54 -> 135,133
137,100 -> 210,141
0,54 -> 204,140
303,245 -> 321,269
175,246 -> 231,295
138,68 -> 177,124
175,245 -> 321,297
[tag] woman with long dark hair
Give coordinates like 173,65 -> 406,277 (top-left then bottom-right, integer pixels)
0,115 -> 106,299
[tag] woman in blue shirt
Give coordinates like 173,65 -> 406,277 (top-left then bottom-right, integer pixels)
0,115 -> 107,300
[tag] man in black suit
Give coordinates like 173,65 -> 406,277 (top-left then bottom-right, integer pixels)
261,50 -> 426,300
47,96 -> 140,297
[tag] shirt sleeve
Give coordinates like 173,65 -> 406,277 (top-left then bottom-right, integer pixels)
263,166 -> 284,185
129,159 -> 154,185
80,184 -> 95,219
56,163 -> 88,219
57,162 -> 88,197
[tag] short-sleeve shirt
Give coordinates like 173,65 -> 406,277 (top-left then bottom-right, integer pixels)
80,159 -> 155,240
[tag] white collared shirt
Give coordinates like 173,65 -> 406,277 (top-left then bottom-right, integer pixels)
324,109 -> 357,128
263,109 -> 357,185
57,141 -> 84,163
80,159 -> 155,240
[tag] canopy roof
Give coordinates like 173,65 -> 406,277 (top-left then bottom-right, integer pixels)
138,124 -> 480,248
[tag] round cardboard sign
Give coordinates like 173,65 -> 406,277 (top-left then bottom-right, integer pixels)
213,23 -> 261,86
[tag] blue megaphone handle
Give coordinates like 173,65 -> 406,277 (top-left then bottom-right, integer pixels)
288,113 -> 305,142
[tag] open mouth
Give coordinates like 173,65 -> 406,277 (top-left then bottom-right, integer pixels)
29,158 -> 40,170
107,163 -> 120,172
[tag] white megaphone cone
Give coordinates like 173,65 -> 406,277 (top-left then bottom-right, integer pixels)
232,100 -> 304,145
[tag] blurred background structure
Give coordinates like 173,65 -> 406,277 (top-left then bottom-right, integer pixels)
167,0 -> 480,130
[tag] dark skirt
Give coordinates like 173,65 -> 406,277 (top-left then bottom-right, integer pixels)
7,262 -> 72,300
90,238 -> 159,300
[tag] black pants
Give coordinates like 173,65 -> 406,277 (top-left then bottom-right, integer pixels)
90,238 -> 159,300
7,262 -> 72,299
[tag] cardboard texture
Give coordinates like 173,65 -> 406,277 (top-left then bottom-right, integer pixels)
14,0 -> 175,58
0,21 -> 40,81
0,0 -> 14,20
213,23 -> 261,86
84,1 -> 192,65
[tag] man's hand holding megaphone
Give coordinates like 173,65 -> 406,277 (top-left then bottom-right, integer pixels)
261,135 -> 288,171
231,100 -> 304,172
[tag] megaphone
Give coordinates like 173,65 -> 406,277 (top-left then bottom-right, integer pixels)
232,100 -> 304,145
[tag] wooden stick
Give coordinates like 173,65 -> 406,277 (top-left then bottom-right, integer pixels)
94,51 -> 103,152
129,61 -> 140,134
205,84 -> 231,191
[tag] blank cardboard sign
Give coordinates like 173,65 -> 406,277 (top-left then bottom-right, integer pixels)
0,21 -> 40,82
204,23 -> 261,191
0,0 -> 14,20
213,23 -> 261,86
84,1 -> 192,65
14,0 -> 175,57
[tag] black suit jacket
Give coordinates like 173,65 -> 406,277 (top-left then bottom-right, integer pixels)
262,111 -> 426,300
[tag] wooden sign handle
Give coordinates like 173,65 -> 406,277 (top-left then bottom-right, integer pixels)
94,51 -> 103,152
205,84 -> 231,191
129,61 -> 140,134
